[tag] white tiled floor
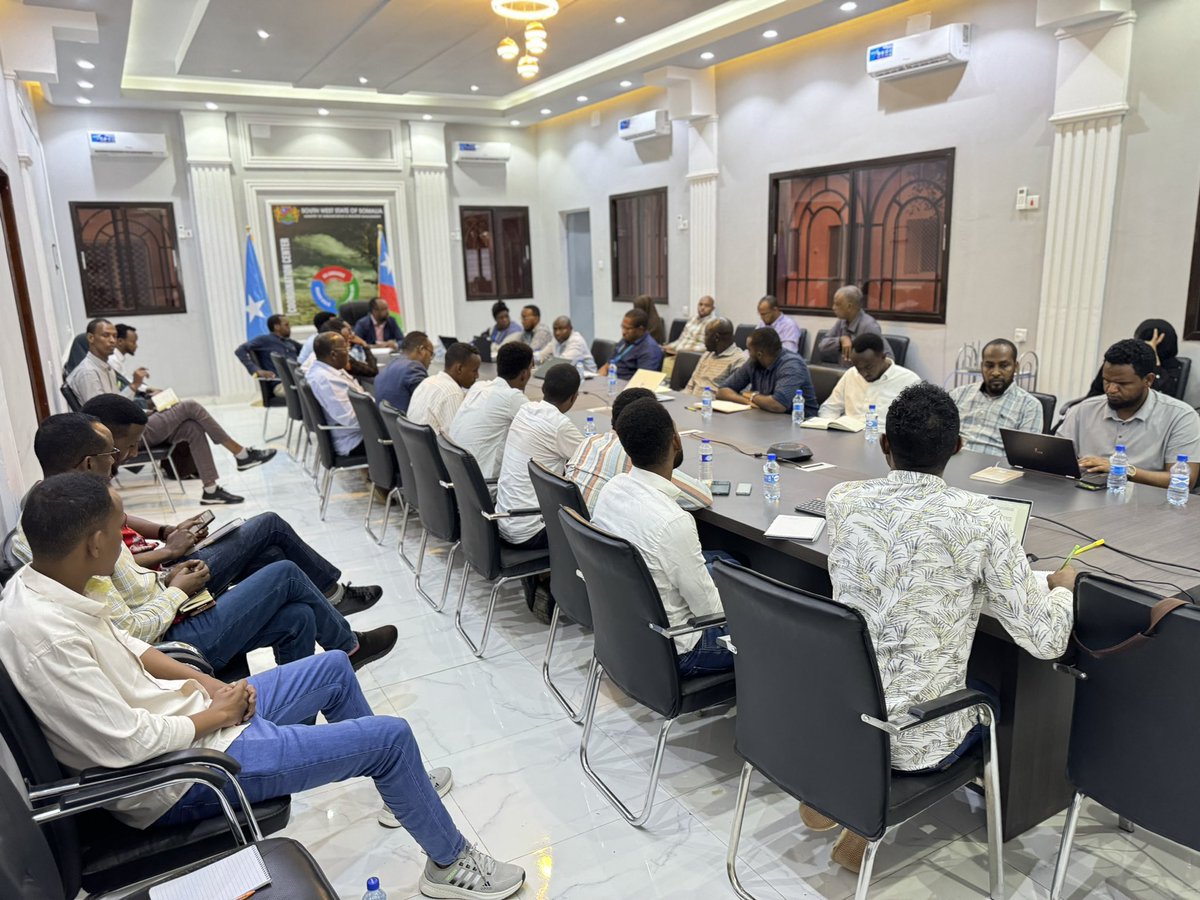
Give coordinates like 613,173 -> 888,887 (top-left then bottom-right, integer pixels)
118,403 -> 1200,899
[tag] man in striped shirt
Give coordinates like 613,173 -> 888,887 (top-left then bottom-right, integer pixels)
567,388 -> 712,514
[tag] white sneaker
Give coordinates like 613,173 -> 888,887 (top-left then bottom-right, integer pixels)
378,767 -> 453,828
419,843 -> 525,899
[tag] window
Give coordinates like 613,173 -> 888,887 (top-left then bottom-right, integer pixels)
1185,192 -> 1200,341
460,206 -> 533,300
611,188 -> 667,302
768,149 -> 954,323
70,202 -> 186,316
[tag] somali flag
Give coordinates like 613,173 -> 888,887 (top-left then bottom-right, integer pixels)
244,233 -> 272,339
377,225 -> 404,330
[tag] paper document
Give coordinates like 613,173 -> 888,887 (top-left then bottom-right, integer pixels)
710,400 -> 752,414
800,415 -> 863,433
626,369 -> 666,391
764,515 -> 826,542
149,845 -> 270,900
151,388 -> 180,412
971,466 -> 1023,484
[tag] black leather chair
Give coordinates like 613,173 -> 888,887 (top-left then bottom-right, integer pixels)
733,324 -> 756,350
669,350 -> 702,391
348,389 -> 402,544
1049,574 -> 1200,900
528,460 -> 594,722
1031,391 -> 1057,434
794,326 -> 809,359
289,362 -> 320,479
379,402 -> 422,572
60,381 -> 83,412
1170,355 -> 1192,400
338,300 -> 371,329
591,338 -> 615,368
712,560 -> 1002,900
667,317 -> 686,344
809,364 -> 844,406
809,328 -> 830,363
394,413 -> 461,610
438,436 -> 551,657
559,507 -> 736,827
271,352 -> 305,456
881,333 -> 910,367
295,380 -> 368,520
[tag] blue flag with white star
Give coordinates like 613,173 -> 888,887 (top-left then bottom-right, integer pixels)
244,233 -> 271,339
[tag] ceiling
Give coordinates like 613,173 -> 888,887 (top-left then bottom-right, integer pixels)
27,0 -> 909,126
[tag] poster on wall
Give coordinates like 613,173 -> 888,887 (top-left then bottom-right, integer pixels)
269,204 -> 386,323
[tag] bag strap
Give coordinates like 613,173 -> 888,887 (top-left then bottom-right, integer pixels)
1073,597 -> 1191,659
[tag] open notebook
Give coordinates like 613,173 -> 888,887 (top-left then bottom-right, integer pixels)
149,845 -> 270,900
800,415 -> 863,432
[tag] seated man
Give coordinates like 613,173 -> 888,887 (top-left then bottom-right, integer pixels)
0,474 -> 524,899
374,331 -> 433,413
1059,338 -> 1200,489
591,398 -> 732,677
716,327 -> 817,416
354,297 -> 404,349
408,341 -> 481,434
514,304 -> 553,362
819,383 -> 1076,870
757,295 -> 802,353
306,332 -> 367,457
663,295 -> 716,355
15,414 -> 396,674
949,338 -> 1042,456
110,323 -> 150,386
67,318 -> 275,505
448,342 -> 533,479
82,394 -> 381,613
234,313 -> 300,380
484,300 -> 522,355
298,311 -> 336,363
303,317 -> 378,381
812,285 -> 893,366
568,387 -> 712,513
819,333 -> 921,426
550,316 -> 597,373
598,309 -> 664,380
684,318 -> 746,397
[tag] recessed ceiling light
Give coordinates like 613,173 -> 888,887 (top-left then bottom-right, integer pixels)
422,113 -> 432,120
470,84 -> 480,92
77,80 -> 93,89
358,76 -> 368,84
619,79 -> 632,88
205,101 -> 219,110
77,59 -> 95,70
540,108 -> 551,115
256,28 -> 270,39
76,96 -> 91,105
510,119 -> 521,126
232,68 -> 242,74
839,1 -> 857,10
317,107 -> 329,116
576,95 -> 588,102
700,51 -> 715,61
614,16 -> 625,24
763,29 -> 778,39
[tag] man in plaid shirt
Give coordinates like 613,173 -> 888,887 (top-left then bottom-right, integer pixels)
949,339 -> 1042,456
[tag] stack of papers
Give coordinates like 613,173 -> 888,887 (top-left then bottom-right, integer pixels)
764,515 -> 826,542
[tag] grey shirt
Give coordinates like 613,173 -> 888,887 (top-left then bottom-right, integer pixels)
814,311 -> 893,365
66,352 -> 131,403
1057,391 -> 1200,472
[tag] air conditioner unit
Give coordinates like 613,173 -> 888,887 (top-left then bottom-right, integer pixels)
87,131 -> 169,158
618,109 -> 671,142
453,141 -> 512,164
866,23 -> 970,81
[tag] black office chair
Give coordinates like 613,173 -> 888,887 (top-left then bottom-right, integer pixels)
712,560 -> 1003,900
1031,391 -> 1057,434
348,389 -> 401,544
667,318 -> 686,344
394,414 -> 462,610
733,324 -> 756,350
559,507 -> 736,827
795,326 -> 809,359
438,436 -> 551,657
1170,355 -> 1191,400
669,350 -> 702,391
1049,574 -> 1200,900
295,380 -> 368,520
809,328 -> 830,363
64,332 -> 89,376
272,353 -> 306,458
338,300 -> 371,329
591,338 -> 615,368
1051,395 -> 1087,434
881,333 -> 910,367
809,364 -> 845,406
60,381 -> 83,412
528,460 -> 594,722
379,402 -> 422,572
252,349 -> 288,442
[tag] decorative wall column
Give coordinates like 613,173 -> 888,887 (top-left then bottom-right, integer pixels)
408,121 -> 457,339
1034,5 -> 1135,398
687,116 -> 719,302
181,111 -> 250,400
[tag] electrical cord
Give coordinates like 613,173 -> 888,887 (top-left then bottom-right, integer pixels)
684,432 -> 764,458
1030,513 -> 1200,577
1027,553 -> 1197,601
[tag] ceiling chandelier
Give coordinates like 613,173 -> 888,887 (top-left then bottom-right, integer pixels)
493,1 -> 559,80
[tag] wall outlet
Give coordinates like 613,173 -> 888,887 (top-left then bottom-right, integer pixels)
1014,327 -> 1028,344
1026,194 -> 1040,210
176,225 -> 194,239
676,215 -> 689,231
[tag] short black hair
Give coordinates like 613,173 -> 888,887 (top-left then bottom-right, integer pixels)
624,309 -> 648,330
86,317 -> 111,335
320,317 -> 348,334
614,398 -> 674,468
314,332 -> 340,360
542,363 -> 581,404
81,394 -> 148,433
492,301 -> 509,320
401,331 -> 429,354
33,413 -> 108,476
267,313 -> 287,332
852,332 -> 886,355
748,326 -> 781,356
885,383 -> 960,472
522,304 -> 540,318
612,387 -> 655,425
445,342 -> 480,369
1104,338 -> 1157,378
22,473 -> 115,560
313,311 -> 335,329
496,341 -> 534,380
114,323 -> 136,340
982,338 -> 1019,362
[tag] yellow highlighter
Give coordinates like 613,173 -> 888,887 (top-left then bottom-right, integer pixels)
1059,538 -> 1105,570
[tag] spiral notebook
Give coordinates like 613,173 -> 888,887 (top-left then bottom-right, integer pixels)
149,845 -> 270,900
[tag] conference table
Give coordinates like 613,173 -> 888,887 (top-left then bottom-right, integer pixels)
492,365 -> 1200,840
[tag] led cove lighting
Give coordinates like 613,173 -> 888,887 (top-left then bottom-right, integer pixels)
77,80 -> 93,89
510,119 -> 521,126
839,1 -> 857,10
256,29 -> 270,39
763,29 -> 778,38
205,101 -> 219,110
77,59 -> 95,70
75,96 -> 91,105
317,107 -> 329,116
619,79 -> 632,88
700,51 -> 715,60
422,114 -> 433,120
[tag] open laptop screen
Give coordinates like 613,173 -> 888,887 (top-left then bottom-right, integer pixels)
988,495 -> 1033,544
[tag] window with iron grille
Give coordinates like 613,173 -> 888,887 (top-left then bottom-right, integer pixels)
767,150 -> 954,323
611,188 -> 668,303
460,206 -> 533,301
70,203 -> 186,316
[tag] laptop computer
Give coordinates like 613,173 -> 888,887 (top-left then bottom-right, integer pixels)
987,495 -> 1032,544
626,369 -> 667,392
471,335 -> 494,364
1000,428 -> 1108,486
439,335 -> 459,351
533,356 -> 572,378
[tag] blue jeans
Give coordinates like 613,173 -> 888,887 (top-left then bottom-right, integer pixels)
166,560 -> 355,671
191,512 -> 341,597
156,653 -> 466,865
898,679 -> 999,775
676,551 -> 737,678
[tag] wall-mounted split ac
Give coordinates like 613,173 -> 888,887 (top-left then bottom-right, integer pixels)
618,109 -> 671,142
866,24 -> 970,81
87,131 -> 169,158
453,141 -> 512,164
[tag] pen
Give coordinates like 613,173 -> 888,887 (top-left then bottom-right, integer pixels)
1059,538 -> 1105,569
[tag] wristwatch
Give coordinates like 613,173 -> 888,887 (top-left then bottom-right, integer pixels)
1127,464 -> 1137,479
748,392 -> 758,404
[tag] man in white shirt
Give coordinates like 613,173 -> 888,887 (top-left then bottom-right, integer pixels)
448,342 -> 533,479
110,323 -> 148,385
818,332 -> 922,426
306,332 -> 366,457
663,295 -> 716,355
550,316 -> 597,373
591,398 -> 733,677
407,342 -> 481,434
0,473 -> 525,898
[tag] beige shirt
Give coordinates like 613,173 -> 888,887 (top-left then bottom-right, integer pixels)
68,352 -> 133,403
407,371 -> 466,435
0,567 -> 245,828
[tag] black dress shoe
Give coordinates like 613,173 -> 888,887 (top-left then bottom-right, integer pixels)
334,583 -> 383,616
349,626 -> 398,671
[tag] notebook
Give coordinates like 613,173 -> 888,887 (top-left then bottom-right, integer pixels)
799,415 -> 864,432
710,399 -> 752,414
764,515 -> 826,542
151,388 -> 180,412
626,369 -> 666,392
192,517 -> 244,552
149,845 -> 270,900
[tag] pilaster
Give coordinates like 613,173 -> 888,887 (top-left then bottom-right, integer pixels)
408,122 -> 456,338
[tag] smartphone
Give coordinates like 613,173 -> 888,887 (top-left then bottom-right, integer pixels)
189,510 -> 215,536
736,482 -> 752,496
711,481 -> 732,496
1075,478 -> 1105,492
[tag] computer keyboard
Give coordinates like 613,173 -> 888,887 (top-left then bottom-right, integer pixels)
794,498 -> 826,518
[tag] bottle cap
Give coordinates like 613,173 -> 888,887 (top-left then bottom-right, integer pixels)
702,438 -> 711,444
1179,455 -> 1189,463
367,877 -> 380,891
767,453 -> 777,461
1115,445 -> 1126,453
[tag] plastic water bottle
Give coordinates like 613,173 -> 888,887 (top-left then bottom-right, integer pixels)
1168,455 -> 1190,507
607,366 -> 618,398
584,415 -> 596,437
575,359 -> 586,381
1107,444 -> 1128,494
762,452 -> 781,502
699,439 -> 713,485
792,389 -> 805,426
363,877 -> 387,900
701,387 -> 713,423
864,404 -> 879,444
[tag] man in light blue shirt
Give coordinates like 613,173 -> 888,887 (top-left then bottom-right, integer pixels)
306,333 -> 365,457
757,295 -> 802,354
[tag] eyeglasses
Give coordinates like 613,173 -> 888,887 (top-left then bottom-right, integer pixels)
85,447 -> 121,463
